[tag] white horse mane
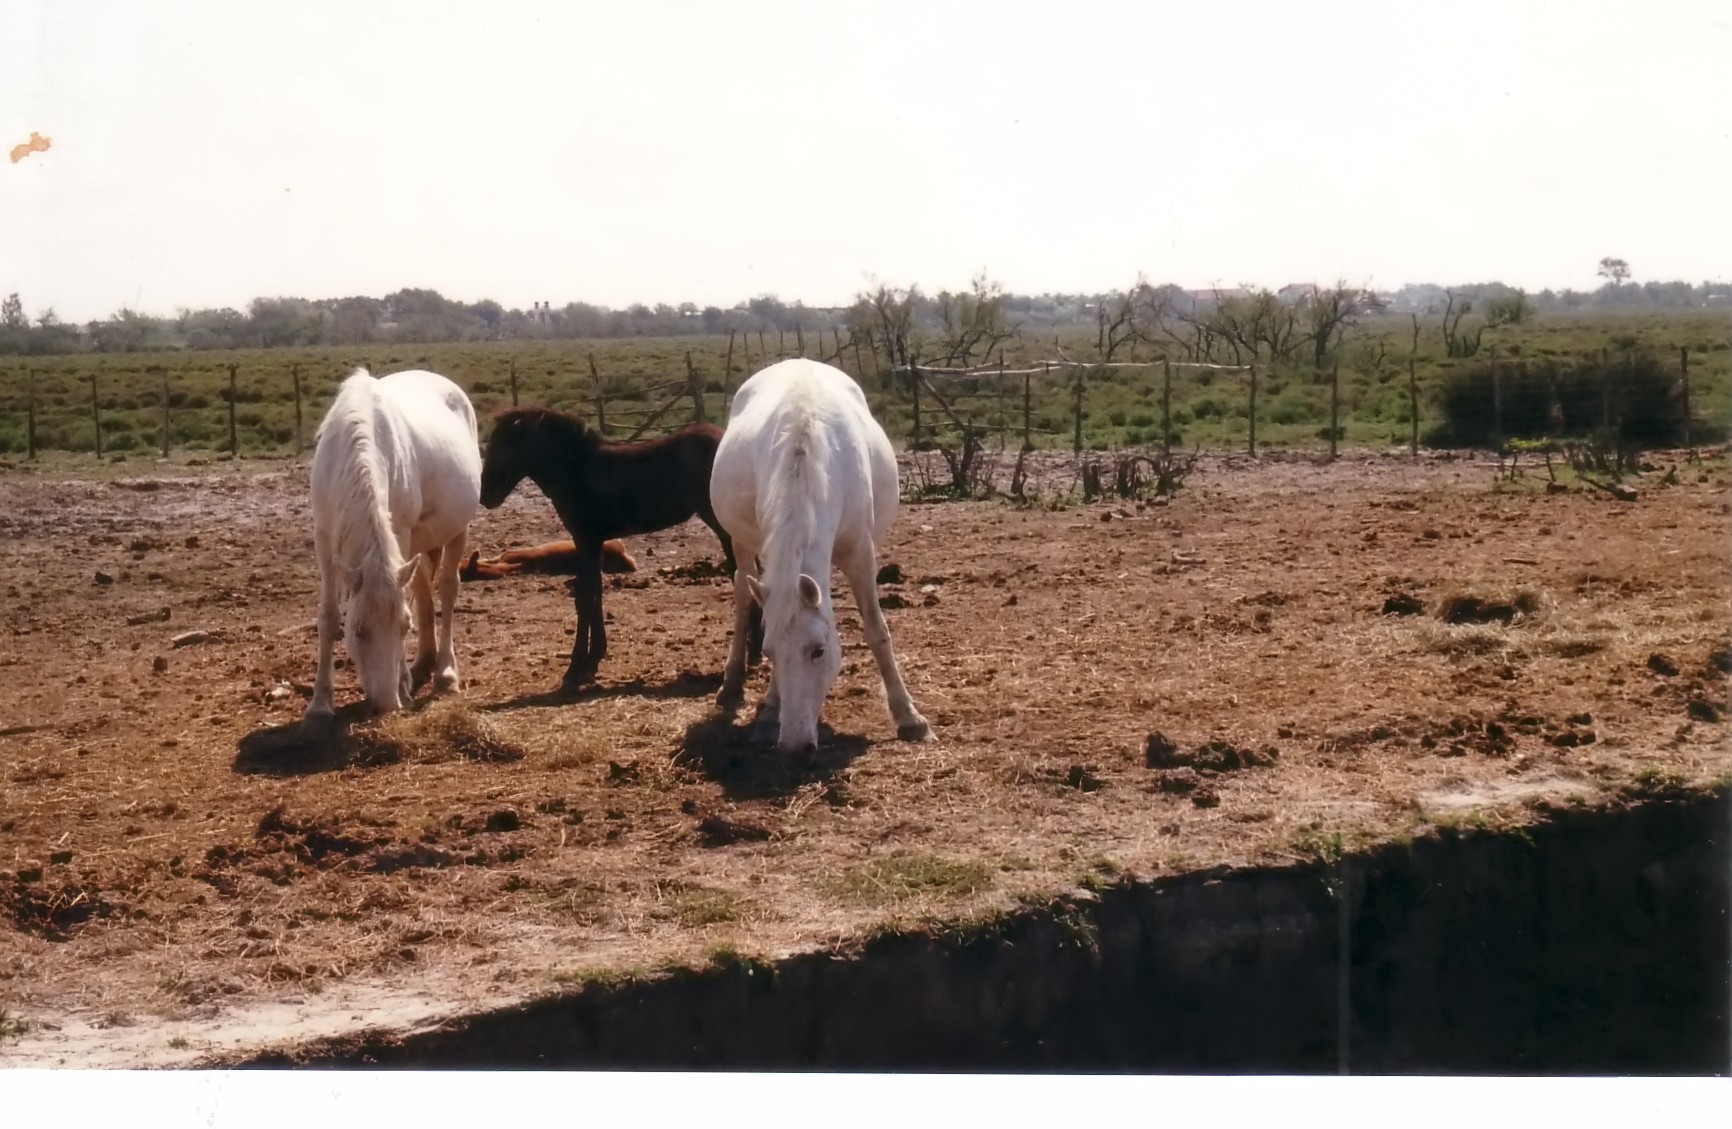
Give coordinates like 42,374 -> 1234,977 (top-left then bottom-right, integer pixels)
316,368 -> 406,586
756,384 -> 832,631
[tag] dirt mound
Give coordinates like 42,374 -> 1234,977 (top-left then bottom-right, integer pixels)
1438,591 -> 1542,625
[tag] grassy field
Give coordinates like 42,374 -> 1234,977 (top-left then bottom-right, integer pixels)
0,310 -> 1726,459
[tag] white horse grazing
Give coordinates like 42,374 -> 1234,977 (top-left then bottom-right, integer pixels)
306,368 -> 481,723
710,358 -> 933,755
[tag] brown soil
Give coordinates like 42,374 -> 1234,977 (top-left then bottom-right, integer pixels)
1,450 -> 1727,1066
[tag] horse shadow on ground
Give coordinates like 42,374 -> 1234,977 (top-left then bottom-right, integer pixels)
234,704 -> 381,777
673,708 -> 870,801
478,670 -> 723,714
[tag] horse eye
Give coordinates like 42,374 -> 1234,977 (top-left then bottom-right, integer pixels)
809,644 -> 825,661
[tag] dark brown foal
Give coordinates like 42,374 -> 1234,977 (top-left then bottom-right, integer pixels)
478,408 -> 762,690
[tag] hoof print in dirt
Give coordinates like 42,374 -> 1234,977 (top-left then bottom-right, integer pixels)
1191,788 -> 1221,809
1706,645 -> 1732,677
1646,652 -> 1680,677
875,562 -> 903,585
878,592 -> 909,610
606,760 -> 642,786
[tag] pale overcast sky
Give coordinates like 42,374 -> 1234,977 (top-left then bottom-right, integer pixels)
3,0 -> 1728,322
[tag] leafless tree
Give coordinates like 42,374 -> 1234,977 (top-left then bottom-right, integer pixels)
932,273 -> 1017,368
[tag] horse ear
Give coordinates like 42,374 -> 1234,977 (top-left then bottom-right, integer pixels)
397,559 -> 419,587
797,573 -> 823,609
745,575 -> 766,607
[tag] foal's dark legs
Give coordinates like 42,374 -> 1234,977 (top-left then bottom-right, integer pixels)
562,540 -> 606,690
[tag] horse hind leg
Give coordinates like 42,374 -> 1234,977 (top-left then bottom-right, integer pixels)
409,549 -> 440,694
431,535 -> 464,693
716,559 -> 760,713
561,542 -> 604,691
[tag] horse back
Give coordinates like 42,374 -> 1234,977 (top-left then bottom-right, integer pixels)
571,423 -> 722,536
714,360 -> 897,546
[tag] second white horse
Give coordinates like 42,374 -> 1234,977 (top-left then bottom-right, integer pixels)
710,358 -> 932,755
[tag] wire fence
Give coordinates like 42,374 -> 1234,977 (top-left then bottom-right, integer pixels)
0,332 -> 1705,466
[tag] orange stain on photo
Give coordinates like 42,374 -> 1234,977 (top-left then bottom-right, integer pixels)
9,131 -> 52,164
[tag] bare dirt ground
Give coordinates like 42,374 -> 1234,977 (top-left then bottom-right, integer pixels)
1,449 -> 1728,1067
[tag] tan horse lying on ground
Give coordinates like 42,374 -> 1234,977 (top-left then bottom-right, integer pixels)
459,539 -> 638,581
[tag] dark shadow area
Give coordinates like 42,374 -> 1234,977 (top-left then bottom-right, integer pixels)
673,710 -> 871,800
233,704 -> 376,777
231,788 -> 1730,1074
479,670 -> 723,714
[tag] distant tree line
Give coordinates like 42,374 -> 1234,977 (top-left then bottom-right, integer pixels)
1,266 -> 1725,357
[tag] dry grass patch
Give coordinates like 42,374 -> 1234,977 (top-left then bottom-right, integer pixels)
825,853 -> 994,907
350,700 -> 526,765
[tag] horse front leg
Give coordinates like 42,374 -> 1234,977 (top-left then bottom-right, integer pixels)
432,532 -> 465,693
561,541 -> 604,690
306,545 -> 343,727
409,549 -> 439,694
708,521 -> 764,669
842,544 -> 933,743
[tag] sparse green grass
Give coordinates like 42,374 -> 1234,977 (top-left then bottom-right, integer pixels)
167,1035 -> 190,1050
825,852 -> 994,906
550,965 -> 647,992
1290,827 -> 1345,863
2,310 -> 1725,457
670,886 -> 755,928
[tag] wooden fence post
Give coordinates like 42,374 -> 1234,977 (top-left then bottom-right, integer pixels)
1681,345 -> 1692,449
588,352 -> 605,434
1408,353 -> 1419,458
852,332 -> 867,380
996,356 -> 1007,449
723,330 -> 736,393
686,350 -> 708,424
509,357 -> 519,407
1162,359 -> 1173,456
910,362 -> 922,446
89,373 -> 102,458
1489,348 -> 1503,453
1247,363 -> 1258,458
160,369 -> 171,457
25,368 -> 36,461
292,365 -> 304,455
1072,367 -> 1084,454
1025,365 -> 1038,449
795,322 -> 804,357
778,328 -> 785,357
1329,357 -> 1341,460
227,363 -> 239,455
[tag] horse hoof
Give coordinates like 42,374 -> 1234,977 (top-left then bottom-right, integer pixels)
433,671 -> 461,694
560,671 -> 596,693
716,686 -> 744,714
897,719 -> 936,743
